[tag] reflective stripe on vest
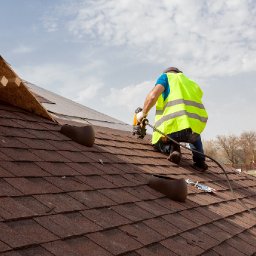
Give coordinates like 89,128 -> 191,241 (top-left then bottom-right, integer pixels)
155,99 -> 206,115
155,110 -> 208,127
152,73 -> 208,144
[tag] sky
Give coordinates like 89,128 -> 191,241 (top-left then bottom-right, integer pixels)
1,0 -> 256,140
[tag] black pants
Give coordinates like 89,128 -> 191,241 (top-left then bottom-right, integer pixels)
153,128 -> 205,164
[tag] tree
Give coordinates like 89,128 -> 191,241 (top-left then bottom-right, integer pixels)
203,140 -> 218,159
216,135 -> 241,165
203,131 -> 256,170
239,131 -> 256,169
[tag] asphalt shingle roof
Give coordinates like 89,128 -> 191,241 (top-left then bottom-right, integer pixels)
0,100 -> 256,255
25,81 -> 131,132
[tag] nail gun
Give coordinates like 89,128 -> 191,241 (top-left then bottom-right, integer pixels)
132,107 -> 147,139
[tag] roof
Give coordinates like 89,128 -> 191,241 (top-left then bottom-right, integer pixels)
1,101 -> 256,255
0,57 -> 256,255
25,81 -> 131,132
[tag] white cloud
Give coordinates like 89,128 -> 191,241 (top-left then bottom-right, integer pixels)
44,0 -> 256,77
76,84 -> 102,102
103,81 -> 152,110
16,62 -> 104,103
102,80 -> 156,124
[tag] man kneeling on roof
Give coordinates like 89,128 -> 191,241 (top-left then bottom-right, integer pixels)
136,67 -> 208,171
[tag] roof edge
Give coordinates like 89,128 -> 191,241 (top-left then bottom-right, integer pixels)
0,56 -> 54,121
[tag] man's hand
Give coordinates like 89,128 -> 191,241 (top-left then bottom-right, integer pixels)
136,111 -> 147,123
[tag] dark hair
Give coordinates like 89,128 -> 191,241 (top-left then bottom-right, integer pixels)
163,67 -> 182,73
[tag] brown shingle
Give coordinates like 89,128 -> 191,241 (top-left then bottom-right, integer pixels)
112,203 -> 154,221
0,197 -> 35,220
120,222 -> 164,245
135,200 -> 171,216
17,137 -> 57,150
198,223 -> 232,242
88,229 -> 142,255
226,236 -> 256,255
69,190 -> 116,208
11,246 -> 54,256
0,165 -> 14,177
45,176 -> 92,192
0,126 -> 34,139
0,136 -> 28,149
79,175 -> 115,189
179,208 -> 212,225
0,118 -> 24,129
35,213 -> 100,238
152,197 -> 186,212
47,139 -> 80,151
58,150 -> 92,162
161,235 -> 204,255
0,240 -> 10,253
123,186 -> 158,200
237,230 -> 256,248
213,242 -> 246,256
0,148 -> 42,161
43,237 -> 111,256
14,119 -> 48,130
0,219 -> 57,248
67,162 -> 103,175
36,161 -> 79,176
137,243 -> 177,256
25,129 -> 63,140
82,207 -> 130,228
103,174 -> 135,187
30,149 -> 71,162
214,218 -> 245,235
163,213 -> 197,232
14,196 -> 53,215
143,217 -> 181,238
35,193 -> 85,213
5,177 -> 62,195
0,161 -> 49,177
100,188 -> 139,204
0,179 -> 22,196
193,206 -> 222,221
180,229 -> 219,251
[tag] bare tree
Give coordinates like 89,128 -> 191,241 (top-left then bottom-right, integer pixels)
239,131 -> 256,169
216,135 -> 241,165
203,140 -> 218,159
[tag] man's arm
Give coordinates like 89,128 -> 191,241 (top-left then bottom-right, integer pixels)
142,84 -> 165,115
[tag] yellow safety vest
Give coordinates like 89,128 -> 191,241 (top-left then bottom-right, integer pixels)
152,73 -> 208,144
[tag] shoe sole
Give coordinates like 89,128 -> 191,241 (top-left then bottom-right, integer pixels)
167,152 -> 181,164
191,164 -> 207,172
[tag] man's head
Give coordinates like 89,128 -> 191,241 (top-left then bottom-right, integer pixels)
163,67 -> 182,73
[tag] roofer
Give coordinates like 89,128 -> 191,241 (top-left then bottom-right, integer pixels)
136,67 -> 208,171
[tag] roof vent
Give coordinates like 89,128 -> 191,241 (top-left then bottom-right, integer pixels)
148,175 -> 187,202
60,124 -> 95,147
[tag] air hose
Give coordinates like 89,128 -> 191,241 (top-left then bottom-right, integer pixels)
143,119 -> 256,218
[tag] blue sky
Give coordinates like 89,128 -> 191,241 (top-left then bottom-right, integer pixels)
1,0 -> 256,139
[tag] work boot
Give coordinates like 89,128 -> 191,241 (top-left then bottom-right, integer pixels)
167,151 -> 181,164
192,161 -> 208,172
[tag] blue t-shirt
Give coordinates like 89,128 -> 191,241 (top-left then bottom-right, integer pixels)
155,73 -> 170,101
